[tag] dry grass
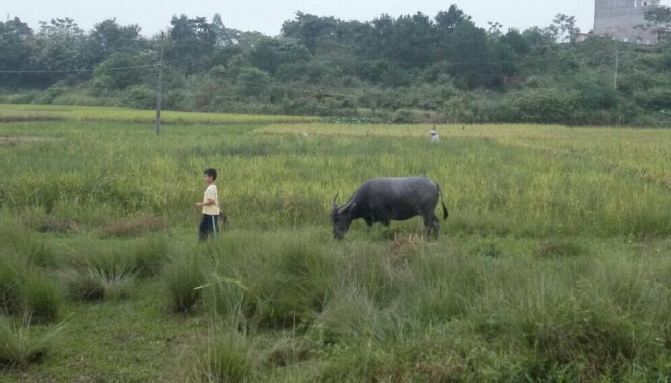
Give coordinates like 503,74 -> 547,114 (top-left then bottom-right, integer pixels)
36,218 -> 80,234
100,215 -> 167,238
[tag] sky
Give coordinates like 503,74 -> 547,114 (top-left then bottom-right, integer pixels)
3,0 -> 670,36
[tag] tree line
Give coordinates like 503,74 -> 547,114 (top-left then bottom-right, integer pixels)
1,5 -> 670,125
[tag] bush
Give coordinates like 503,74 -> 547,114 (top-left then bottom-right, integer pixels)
165,255 -> 204,313
511,89 -> 580,124
122,86 -> 155,109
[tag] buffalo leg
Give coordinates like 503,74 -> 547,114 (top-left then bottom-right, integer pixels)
423,214 -> 440,240
431,214 -> 440,239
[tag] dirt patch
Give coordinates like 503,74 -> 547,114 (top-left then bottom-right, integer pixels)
36,218 -> 80,234
101,215 -> 167,238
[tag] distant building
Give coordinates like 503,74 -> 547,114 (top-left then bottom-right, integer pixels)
594,0 -> 659,44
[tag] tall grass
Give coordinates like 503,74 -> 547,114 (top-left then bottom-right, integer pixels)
0,256 -> 62,323
201,232 -> 335,329
2,106 -> 671,380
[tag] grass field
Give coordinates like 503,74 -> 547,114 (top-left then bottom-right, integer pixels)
1,104 -> 671,382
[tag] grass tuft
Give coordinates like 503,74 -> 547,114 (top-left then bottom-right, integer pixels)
132,235 -> 170,277
0,318 -> 58,368
165,255 -> 204,313
198,331 -> 252,383
19,273 -> 62,323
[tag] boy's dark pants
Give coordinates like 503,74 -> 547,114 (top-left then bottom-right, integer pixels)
199,214 -> 219,241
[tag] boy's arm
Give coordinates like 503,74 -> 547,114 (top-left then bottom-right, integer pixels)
196,188 -> 217,208
195,199 -> 216,207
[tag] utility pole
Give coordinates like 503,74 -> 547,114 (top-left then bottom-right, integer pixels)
613,46 -> 619,91
155,32 -> 164,136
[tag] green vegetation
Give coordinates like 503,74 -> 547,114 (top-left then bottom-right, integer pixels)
0,105 -> 671,381
1,6 -> 670,125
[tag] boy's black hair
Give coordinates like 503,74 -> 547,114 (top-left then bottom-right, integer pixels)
204,168 -> 217,181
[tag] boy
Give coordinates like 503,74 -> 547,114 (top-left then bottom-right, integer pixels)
430,126 -> 440,143
195,168 -> 220,241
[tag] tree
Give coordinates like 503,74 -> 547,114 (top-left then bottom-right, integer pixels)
88,19 -> 142,63
281,12 -> 339,52
435,5 -> 471,32
644,6 -> 671,41
248,37 -> 310,74
0,17 -> 34,86
92,52 -> 152,91
236,67 -> 270,97
548,14 -> 580,43
32,18 -> 88,84
500,29 -> 531,56
446,22 -> 501,89
167,15 -> 217,72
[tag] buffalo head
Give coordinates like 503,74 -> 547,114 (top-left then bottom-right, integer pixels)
331,193 -> 352,240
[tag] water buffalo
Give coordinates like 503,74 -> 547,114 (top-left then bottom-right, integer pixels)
331,177 -> 449,240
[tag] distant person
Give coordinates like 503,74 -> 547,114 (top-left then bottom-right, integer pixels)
195,168 -> 220,241
430,126 -> 440,143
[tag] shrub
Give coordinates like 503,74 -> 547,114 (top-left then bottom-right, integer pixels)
122,86 -> 155,109
165,255 -> 204,313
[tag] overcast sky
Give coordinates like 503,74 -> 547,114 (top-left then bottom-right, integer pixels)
4,0 -> 671,36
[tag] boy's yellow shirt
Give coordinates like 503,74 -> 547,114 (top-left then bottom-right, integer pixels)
202,184 -> 220,216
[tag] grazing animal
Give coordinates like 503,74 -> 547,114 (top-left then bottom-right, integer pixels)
331,177 -> 449,240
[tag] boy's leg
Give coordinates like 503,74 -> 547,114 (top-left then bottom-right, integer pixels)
211,215 -> 219,238
199,214 -> 210,241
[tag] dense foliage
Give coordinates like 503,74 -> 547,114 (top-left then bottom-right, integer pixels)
1,5 -> 670,124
